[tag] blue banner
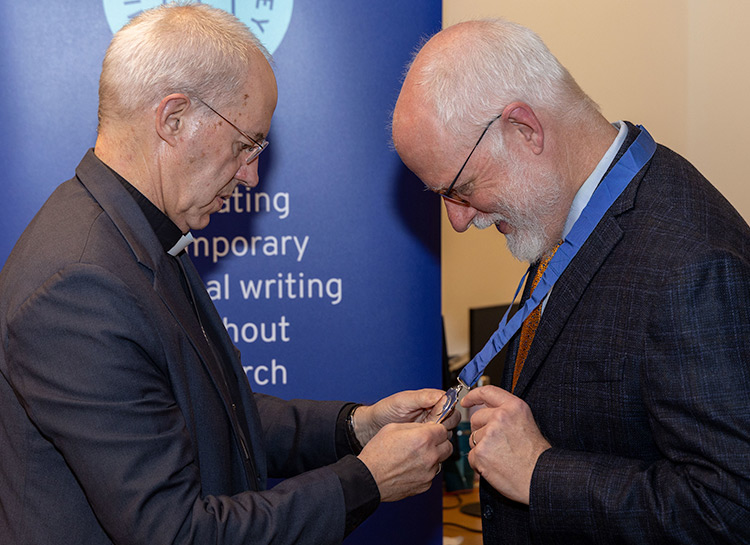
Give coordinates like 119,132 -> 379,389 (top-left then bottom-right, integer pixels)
0,1 -> 443,543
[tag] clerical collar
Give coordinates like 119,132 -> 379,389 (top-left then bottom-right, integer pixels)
167,233 -> 195,257
107,166 -> 186,255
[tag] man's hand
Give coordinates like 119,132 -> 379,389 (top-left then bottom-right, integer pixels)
353,389 -> 460,445
461,385 -> 551,505
358,422 -> 453,502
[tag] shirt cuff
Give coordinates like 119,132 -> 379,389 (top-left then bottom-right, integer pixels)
330,454 -> 381,536
333,403 -> 380,535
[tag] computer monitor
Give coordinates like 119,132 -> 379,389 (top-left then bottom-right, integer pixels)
468,304 -> 514,388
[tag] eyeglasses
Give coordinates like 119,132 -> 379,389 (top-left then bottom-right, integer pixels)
433,113 -> 503,206
195,97 -> 269,164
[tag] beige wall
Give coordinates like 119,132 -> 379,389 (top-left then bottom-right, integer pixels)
441,0 -> 750,356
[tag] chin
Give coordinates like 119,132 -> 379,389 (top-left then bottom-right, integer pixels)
186,216 -> 211,232
506,231 -> 551,263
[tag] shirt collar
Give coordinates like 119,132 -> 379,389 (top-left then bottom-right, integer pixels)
562,121 -> 629,239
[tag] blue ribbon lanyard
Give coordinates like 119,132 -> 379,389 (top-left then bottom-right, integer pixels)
434,126 -> 656,423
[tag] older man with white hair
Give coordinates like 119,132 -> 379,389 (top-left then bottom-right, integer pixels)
393,18 -> 750,544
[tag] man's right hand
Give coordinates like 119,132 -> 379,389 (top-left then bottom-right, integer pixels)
357,421 -> 453,502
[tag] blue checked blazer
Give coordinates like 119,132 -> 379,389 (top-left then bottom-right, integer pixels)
480,124 -> 750,544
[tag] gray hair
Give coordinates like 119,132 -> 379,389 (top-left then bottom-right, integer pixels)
98,2 -> 270,129
413,18 -> 599,148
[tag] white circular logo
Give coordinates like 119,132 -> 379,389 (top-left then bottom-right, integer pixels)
102,0 -> 293,54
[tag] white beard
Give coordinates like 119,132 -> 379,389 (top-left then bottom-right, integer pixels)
472,162 -> 563,263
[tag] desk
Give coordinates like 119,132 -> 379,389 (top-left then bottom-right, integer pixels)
443,487 -> 482,545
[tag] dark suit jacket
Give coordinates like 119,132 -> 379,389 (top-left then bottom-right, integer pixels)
480,124 -> 750,544
0,150 -> 368,544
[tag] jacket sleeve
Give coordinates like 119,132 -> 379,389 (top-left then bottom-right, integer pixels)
528,247 -> 750,544
253,394 -> 381,535
253,393 -> 350,476
5,262 -> 356,545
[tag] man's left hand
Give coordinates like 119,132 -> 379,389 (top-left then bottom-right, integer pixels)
354,389 -> 460,445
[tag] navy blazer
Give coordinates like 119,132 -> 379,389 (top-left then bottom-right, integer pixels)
0,150 -> 365,544
480,125 -> 750,543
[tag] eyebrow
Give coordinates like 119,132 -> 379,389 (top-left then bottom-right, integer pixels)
235,126 -> 266,143
447,176 -> 474,196
455,178 -> 474,192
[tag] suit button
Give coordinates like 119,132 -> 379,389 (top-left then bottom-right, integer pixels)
483,504 -> 494,520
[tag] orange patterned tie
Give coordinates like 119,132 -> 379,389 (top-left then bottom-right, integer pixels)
512,242 -> 561,392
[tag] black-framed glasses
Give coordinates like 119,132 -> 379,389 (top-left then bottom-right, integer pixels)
195,97 -> 269,164
433,112 -> 503,206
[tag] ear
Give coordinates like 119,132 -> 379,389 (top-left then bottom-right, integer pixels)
155,94 -> 191,146
503,102 -> 544,155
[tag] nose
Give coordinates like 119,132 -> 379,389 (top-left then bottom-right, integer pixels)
444,199 -> 478,232
235,158 -> 260,189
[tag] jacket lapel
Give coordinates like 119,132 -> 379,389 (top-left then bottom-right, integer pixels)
75,149 -> 261,486
76,150 -> 228,399
512,124 -> 648,397
511,214 -> 624,396
175,254 -> 265,488
152,257 -> 224,390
